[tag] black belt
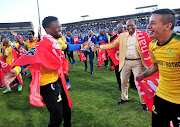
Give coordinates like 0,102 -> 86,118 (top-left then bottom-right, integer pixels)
125,58 -> 141,61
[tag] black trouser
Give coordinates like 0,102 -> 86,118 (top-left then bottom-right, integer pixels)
94,51 -> 98,60
68,51 -> 76,63
65,51 -> 75,63
83,50 -> 93,73
104,51 -> 108,66
152,95 -> 180,127
115,65 -> 121,89
40,78 -> 71,127
129,71 -> 136,89
64,50 -> 68,59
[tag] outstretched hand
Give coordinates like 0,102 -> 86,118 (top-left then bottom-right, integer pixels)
11,31 -> 17,36
91,44 -> 100,52
83,41 -> 91,48
3,70 -> 17,90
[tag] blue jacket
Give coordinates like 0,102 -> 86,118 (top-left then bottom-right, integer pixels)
67,44 -> 82,52
66,35 -> 74,44
97,34 -> 108,45
84,35 -> 97,44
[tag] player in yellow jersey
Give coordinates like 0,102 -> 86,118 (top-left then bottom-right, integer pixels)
12,31 -> 38,51
11,33 -> 29,77
2,38 -> 23,93
11,30 -> 41,78
137,9 -> 180,127
3,16 -> 90,127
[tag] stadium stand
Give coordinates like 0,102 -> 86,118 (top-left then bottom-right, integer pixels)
62,8 -> 180,35
0,22 -> 34,42
0,9 -> 180,40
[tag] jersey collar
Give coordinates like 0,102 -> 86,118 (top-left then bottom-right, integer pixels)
157,33 -> 176,46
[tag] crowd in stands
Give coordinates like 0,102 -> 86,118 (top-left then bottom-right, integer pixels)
63,22 -> 120,35
0,31 -> 29,42
63,17 -> 180,35
176,16 -> 180,26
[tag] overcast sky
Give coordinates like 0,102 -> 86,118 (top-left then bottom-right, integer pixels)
0,0 -> 179,35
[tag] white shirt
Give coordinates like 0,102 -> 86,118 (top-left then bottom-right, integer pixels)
125,31 -> 140,59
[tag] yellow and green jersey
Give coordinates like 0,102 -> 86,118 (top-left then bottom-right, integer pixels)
4,46 -> 13,66
24,38 -> 38,50
56,36 -> 67,50
149,33 -> 180,104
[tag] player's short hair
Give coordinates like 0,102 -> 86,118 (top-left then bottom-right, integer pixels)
42,16 -> 58,29
152,9 -> 175,30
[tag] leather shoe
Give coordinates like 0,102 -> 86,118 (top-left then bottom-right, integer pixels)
117,99 -> 128,105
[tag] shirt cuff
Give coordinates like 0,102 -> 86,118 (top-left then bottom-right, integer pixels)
13,66 -> 21,75
81,44 -> 83,49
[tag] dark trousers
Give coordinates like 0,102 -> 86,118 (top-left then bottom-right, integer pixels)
152,95 -> 180,127
40,78 -> 71,127
129,70 -> 136,89
95,51 -> 98,60
83,50 -> 93,73
66,51 -> 75,63
115,65 -> 121,89
104,51 -> 108,66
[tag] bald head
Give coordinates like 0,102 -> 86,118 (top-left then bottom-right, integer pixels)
126,19 -> 136,35
3,38 -> 9,47
1,35 -> 7,42
88,30 -> 94,37
107,28 -> 113,36
126,19 -> 135,25
66,32 -> 71,37
116,23 -> 124,34
100,29 -> 106,36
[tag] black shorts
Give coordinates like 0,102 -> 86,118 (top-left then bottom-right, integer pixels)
40,78 -> 71,127
152,95 -> 180,127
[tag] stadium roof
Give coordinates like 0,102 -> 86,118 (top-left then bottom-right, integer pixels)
62,8 -> 180,26
0,22 -> 33,31
135,5 -> 158,10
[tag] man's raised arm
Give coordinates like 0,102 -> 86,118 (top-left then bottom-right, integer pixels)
11,31 -> 24,46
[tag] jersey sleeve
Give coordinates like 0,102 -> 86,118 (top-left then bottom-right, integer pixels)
149,42 -> 157,63
61,43 -> 68,50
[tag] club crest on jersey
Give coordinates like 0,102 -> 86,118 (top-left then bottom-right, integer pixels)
25,47 -> 36,56
165,47 -> 177,57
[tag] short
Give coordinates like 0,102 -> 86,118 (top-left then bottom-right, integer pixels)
152,95 -> 180,127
